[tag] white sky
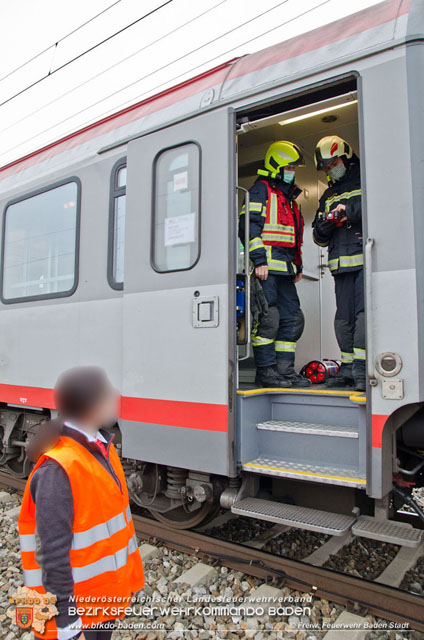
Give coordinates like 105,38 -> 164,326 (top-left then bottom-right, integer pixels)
0,0 -> 384,167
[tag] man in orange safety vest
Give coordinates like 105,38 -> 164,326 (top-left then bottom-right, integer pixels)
18,366 -> 144,640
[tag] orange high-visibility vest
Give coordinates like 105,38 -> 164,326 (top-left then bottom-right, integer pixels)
18,435 -> 144,639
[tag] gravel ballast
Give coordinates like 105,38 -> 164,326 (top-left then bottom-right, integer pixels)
323,537 -> 400,580
400,555 -> 424,596
0,488 -> 422,639
204,516 -> 274,543
262,529 -> 330,561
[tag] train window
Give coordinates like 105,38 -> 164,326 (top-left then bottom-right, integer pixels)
108,158 -> 127,289
152,143 -> 200,272
1,179 -> 80,303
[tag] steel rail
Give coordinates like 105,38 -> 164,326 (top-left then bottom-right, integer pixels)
0,471 -> 28,493
2,472 -> 423,632
133,514 -> 424,633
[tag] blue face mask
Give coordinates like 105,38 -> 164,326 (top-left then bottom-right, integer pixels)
328,163 -> 346,181
283,169 -> 295,184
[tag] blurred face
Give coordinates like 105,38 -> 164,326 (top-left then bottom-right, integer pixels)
323,156 -> 343,172
87,386 -> 120,429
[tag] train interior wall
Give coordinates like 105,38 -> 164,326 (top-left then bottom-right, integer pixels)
237,95 -> 359,384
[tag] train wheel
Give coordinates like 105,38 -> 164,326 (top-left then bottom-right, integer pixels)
149,501 -> 219,530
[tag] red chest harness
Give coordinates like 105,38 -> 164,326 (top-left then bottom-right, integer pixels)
260,180 -> 303,248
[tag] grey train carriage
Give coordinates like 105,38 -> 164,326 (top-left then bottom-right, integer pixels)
0,0 -> 424,544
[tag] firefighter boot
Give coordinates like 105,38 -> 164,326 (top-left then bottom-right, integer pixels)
326,364 -> 354,388
353,359 -> 366,392
354,377 -> 366,392
276,360 -> 312,388
255,365 -> 293,388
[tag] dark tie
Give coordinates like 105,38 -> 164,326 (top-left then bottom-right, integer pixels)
94,438 -> 107,459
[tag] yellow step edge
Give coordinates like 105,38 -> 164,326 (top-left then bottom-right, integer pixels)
244,462 -> 366,485
237,387 -> 364,398
349,393 -> 367,403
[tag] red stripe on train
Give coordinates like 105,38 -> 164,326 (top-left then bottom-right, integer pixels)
0,383 -> 55,409
0,383 -> 228,432
121,396 -> 228,432
372,414 -> 389,448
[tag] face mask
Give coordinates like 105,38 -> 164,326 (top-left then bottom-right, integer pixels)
283,169 -> 295,184
328,163 -> 346,181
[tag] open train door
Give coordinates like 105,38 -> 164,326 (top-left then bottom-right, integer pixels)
121,108 -> 236,477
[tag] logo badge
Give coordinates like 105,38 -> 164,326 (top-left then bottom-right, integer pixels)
330,141 -> 338,156
16,607 -> 33,629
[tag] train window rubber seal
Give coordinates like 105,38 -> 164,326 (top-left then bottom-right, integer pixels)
107,156 -> 127,291
150,140 -> 202,274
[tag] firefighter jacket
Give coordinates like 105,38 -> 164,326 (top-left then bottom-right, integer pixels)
312,163 -> 363,275
18,434 -> 144,639
239,177 -> 304,276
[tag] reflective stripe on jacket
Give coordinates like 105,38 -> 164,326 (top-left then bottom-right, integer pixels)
18,436 -> 144,638
312,163 -> 363,276
239,178 -> 304,276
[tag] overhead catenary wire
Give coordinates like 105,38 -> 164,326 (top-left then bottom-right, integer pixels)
0,0 -> 124,83
0,0 -> 173,109
0,0 -> 228,137
0,0 -> 331,162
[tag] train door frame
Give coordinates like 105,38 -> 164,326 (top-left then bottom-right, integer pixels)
233,74 -> 366,390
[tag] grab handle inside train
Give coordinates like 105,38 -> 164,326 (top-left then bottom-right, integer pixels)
237,185 -> 251,361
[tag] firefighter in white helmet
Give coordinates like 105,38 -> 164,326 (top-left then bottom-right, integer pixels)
239,141 -> 311,388
312,135 -> 365,391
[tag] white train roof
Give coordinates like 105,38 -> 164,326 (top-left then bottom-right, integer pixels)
0,0 -> 421,195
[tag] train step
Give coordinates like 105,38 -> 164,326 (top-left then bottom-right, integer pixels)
257,420 -> 358,438
352,515 -> 424,548
231,497 -> 356,535
242,456 -> 366,488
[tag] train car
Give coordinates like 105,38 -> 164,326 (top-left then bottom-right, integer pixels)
0,0 -> 423,543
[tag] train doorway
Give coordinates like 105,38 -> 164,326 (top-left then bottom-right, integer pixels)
236,86 -> 360,387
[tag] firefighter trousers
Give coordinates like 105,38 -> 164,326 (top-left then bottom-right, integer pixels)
334,269 -> 366,381
252,274 -> 304,369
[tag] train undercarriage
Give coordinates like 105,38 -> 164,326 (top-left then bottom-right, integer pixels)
1,399 -> 423,544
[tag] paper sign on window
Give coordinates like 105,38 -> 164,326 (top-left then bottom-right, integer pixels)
164,213 -> 196,246
173,171 -> 188,191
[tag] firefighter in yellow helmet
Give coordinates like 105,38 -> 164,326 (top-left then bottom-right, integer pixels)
312,135 -> 365,391
239,141 -> 311,388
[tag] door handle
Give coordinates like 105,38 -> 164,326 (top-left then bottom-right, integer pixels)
193,296 -> 219,328
365,237 -> 377,385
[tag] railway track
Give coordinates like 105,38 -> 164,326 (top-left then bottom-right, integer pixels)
2,471 -> 423,633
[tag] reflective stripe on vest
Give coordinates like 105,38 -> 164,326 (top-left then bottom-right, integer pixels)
19,507 -> 134,553
262,190 -> 297,247
22,534 -> 139,588
18,436 -> 144,635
